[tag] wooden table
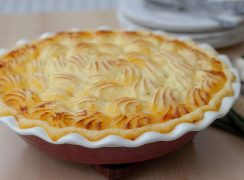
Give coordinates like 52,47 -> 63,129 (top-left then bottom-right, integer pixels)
0,11 -> 244,180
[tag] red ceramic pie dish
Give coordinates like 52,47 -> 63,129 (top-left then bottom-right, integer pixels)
0,30 -> 240,166
20,132 -> 196,164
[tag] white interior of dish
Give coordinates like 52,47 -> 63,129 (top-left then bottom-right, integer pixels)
0,27 -> 240,148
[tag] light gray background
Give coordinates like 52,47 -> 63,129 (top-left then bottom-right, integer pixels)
0,0 -> 118,14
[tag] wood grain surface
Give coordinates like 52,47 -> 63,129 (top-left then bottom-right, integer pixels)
0,11 -> 244,180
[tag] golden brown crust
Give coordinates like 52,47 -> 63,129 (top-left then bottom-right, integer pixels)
0,30 -> 234,141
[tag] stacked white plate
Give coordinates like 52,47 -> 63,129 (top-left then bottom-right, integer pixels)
117,0 -> 244,48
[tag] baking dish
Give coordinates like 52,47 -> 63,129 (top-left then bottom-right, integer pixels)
0,27 -> 240,164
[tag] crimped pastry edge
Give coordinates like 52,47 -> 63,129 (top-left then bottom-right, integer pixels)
0,27 -> 240,148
